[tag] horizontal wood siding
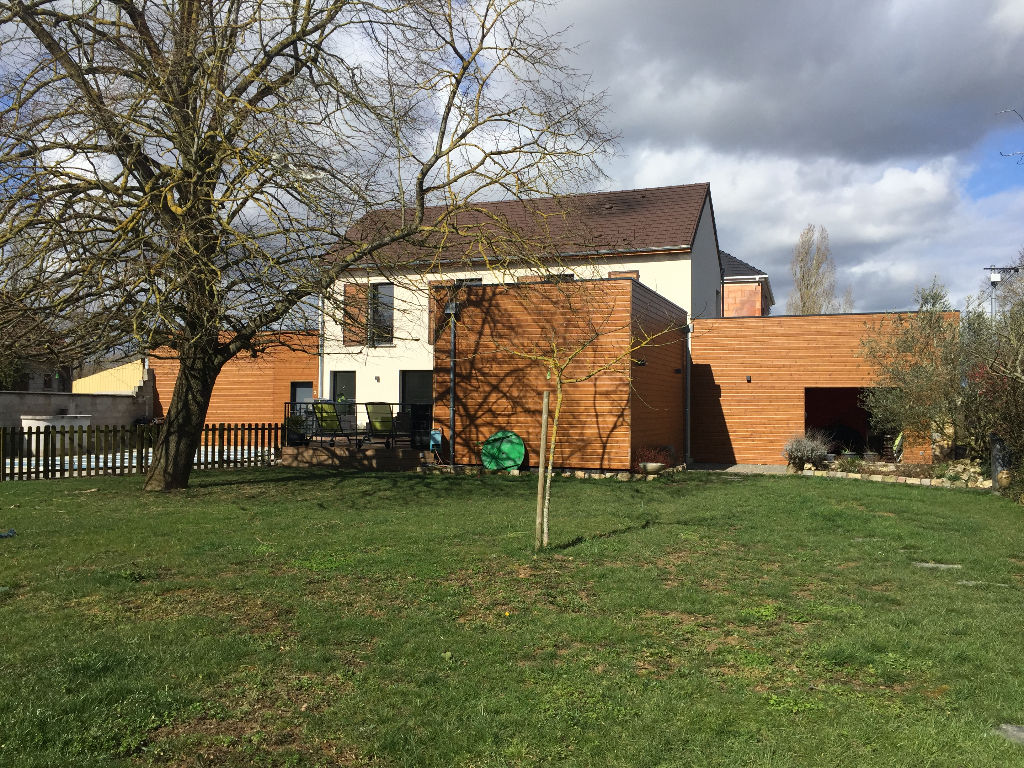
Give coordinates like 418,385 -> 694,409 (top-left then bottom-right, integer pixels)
433,281 -> 635,469
690,315 -> 891,465
629,282 -> 688,465
151,333 -> 318,425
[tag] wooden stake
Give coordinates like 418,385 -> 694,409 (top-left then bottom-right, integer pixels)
535,390 -> 549,551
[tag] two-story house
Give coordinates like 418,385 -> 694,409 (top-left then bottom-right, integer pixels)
320,183 -> 724,409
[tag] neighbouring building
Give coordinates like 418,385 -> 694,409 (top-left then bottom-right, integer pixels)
720,251 -> 774,317
147,333 -> 320,425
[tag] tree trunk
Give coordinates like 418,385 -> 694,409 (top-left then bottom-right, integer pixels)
144,353 -> 222,491
542,381 -> 564,547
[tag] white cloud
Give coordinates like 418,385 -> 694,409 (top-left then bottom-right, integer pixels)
532,0 -> 1024,312
600,145 -> 1024,310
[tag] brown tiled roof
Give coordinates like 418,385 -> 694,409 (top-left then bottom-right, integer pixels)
719,251 -> 768,279
347,183 -> 710,269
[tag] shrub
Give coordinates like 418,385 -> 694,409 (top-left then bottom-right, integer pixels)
937,458 -> 984,486
833,455 -> 863,473
633,445 -> 673,471
783,431 -> 832,469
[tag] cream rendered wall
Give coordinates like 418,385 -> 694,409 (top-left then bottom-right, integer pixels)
686,197 -> 723,321
321,234 -> 718,403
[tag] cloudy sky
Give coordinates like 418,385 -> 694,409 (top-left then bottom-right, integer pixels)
542,0 -> 1024,311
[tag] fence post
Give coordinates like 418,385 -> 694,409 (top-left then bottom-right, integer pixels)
0,427 -> 6,482
33,427 -> 41,480
217,423 -> 225,468
58,426 -> 66,479
43,426 -> 51,480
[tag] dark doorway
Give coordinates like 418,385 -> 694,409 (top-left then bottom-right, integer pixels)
400,370 -> 433,407
330,371 -> 356,402
805,387 -> 870,453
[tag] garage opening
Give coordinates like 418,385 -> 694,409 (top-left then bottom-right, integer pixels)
804,387 -> 871,453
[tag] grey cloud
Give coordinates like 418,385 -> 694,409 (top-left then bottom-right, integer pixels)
547,0 -> 1024,163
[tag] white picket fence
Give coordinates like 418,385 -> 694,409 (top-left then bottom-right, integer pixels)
0,423 -> 282,481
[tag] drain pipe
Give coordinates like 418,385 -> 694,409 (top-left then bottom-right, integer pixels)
685,321 -> 693,465
445,300 -> 461,467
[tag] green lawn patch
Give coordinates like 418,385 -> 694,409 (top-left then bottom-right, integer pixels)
1,469 -> 1023,766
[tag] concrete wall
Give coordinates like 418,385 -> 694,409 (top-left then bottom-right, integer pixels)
0,391 -> 151,428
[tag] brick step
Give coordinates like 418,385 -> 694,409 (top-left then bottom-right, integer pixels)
281,443 -> 429,471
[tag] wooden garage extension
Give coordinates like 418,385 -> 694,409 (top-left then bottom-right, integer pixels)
432,278 -> 687,470
689,314 -> 932,465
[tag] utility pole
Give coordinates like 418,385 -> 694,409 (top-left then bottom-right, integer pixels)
986,265 -> 1021,318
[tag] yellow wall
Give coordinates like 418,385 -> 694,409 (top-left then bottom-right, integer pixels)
72,360 -> 146,395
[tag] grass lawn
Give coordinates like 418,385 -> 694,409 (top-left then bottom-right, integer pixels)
2,468 -> 1024,767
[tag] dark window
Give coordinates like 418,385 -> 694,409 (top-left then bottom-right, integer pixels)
331,371 -> 356,402
290,381 -> 314,403
400,370 -> 433,407
368,283 -> 394,346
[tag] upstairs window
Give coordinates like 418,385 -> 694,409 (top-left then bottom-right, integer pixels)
368,282 -> 394,346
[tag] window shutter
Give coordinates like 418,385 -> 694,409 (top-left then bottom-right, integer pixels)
343,283 -> 368,347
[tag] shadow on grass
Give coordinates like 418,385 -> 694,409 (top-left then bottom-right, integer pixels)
552,518 -> 655,551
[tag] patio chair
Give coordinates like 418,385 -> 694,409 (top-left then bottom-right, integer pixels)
311,401 -> 358,447
363,402 -> 397,449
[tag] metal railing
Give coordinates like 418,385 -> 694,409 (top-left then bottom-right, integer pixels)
283,401 -> 432,449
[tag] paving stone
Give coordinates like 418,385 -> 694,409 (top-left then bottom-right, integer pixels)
996,724 -> 1024,745
869,474 -> 883,482
906,477 -> 921,485
912,562 -> 962,570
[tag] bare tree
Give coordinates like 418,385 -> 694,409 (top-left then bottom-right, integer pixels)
0,0 -> 610,489
439,278 -> 684,548
785,224 -> 853,315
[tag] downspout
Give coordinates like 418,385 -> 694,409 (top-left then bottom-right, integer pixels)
318,293 -> 325,399
449,312 -> 456,466
685,322 -> 692,465
445,301 -> 460,467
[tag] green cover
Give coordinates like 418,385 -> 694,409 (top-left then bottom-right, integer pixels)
480,430 -> 525,471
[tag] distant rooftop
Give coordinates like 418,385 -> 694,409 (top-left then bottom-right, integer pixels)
719,251 -> 768,279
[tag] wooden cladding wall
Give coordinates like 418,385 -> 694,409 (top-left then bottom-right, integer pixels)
690,314 -> 890,465
433,279 -> 683,470
630,282 -> 687,465
150,333 -> 319,425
